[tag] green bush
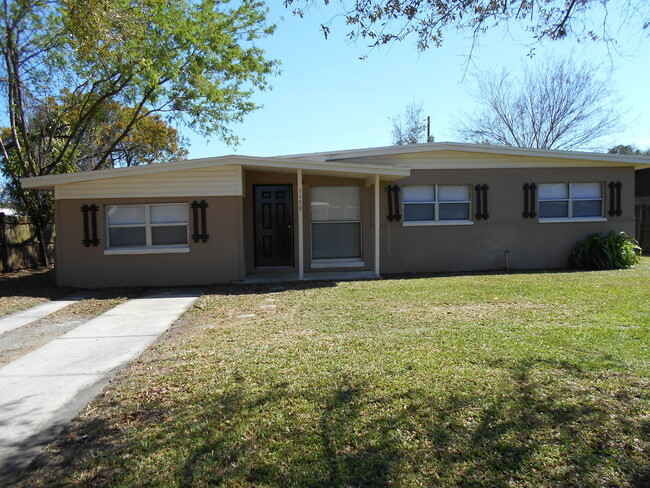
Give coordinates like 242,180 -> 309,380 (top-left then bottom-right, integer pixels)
570,231 -> 642,270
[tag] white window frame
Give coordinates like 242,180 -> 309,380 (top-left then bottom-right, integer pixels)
104,203 -> 190,255
310,185 -> 364,266
402,184 -> 474,226
538,182 -> 606,223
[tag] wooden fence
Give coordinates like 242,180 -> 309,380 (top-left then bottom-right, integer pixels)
635,204 -> 650,252
0,213 -> 55,271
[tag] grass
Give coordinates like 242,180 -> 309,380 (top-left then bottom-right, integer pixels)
0,268 -> 63,316
0,268 -> 141,318
17,259 -> 650,487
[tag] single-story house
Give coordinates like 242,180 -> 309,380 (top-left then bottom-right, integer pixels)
21,142 -> 650,288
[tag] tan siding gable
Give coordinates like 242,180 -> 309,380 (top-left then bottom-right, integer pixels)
55,165 -> 242,199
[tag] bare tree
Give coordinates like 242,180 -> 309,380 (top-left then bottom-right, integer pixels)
286,1 -> 649,52
391,102 -> 429,145
455,59 -> 623,151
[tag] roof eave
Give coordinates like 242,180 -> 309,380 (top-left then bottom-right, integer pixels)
20,156 -> 410,190
280,142 -> 650,167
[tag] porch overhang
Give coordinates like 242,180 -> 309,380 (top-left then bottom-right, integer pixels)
237,159 -> 410,181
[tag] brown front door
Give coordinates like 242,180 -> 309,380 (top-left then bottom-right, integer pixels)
254,185 -> 293,267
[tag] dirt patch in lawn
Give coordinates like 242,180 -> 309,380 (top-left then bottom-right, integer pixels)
0,318 -> 87,366
0,268 -> 68,316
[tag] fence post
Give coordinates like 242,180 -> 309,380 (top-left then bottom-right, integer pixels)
0,213 -> 8,272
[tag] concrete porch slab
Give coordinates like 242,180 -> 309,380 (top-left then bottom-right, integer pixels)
235,270 -> 379,284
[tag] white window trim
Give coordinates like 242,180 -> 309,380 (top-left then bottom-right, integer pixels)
538,217 -> 608,224
104,247 -> 190,256
311,258 -> 366,268
538,182 -> 605,222
106,203 -> 190,252
402,220 -> 474,227
402,184 -> 472,226
310,185 -> 363,263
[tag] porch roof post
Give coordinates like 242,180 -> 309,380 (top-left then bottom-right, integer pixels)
297,169 -> 304,280
374,174 -> 380,278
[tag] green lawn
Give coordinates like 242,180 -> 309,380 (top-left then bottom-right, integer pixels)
20,260 -> 650,487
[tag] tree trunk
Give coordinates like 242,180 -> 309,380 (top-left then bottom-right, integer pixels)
0,213 -> 9,272
33,217 -> 50,267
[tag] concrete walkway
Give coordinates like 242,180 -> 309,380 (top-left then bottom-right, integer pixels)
0,288 -> 202,485
0,298 -> 81,335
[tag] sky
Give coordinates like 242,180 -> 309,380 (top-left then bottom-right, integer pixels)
184,3 -> 650,159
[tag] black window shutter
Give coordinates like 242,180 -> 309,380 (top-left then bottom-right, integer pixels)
191,200 -> 209,242
393,186 -> 402,221
474,184 -> 489,220
608,182 -> 622,216
81,204 -> 99,246
522,183 -> 537,218
386,185 -> 402,222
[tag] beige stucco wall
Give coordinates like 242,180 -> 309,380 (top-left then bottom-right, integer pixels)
55,196 -> 244,288
380,166 -> 636,274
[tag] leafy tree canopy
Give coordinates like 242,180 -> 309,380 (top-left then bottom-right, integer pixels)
1,0 -> 278,264
608,144 -> 650,156
285,0 -> 650,51
79,100 -> 189,170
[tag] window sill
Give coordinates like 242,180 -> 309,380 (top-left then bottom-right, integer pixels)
104,247 -> 190,255
311,259 -> 365,269
538,217 -> 607,224
402,220 -> 474,227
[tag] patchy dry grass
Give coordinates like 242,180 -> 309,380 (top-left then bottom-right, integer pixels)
0,271 -> 144,366
0,268 -> 140,318
16,259 -> 650,488
47,290 -> 139,322
0,268 -> 63,316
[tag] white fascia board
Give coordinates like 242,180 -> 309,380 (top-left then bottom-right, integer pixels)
279,142 -> 650,168
21,155 -> 410,190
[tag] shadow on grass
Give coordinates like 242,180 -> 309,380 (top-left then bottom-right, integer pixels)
0,268 -> 63,300
10,417 -> 125,487
173,378 -> 402,488
16,358 -> 649,487
204,280 -> 338,297
0,267 -> 339,301
380,264 -> 634,283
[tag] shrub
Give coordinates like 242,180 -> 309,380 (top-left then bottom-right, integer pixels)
570,231 -> 642,270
